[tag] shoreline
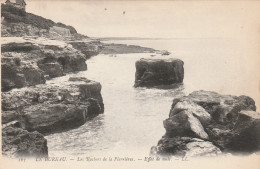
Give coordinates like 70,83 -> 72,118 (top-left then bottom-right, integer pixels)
1,1 -> 259,159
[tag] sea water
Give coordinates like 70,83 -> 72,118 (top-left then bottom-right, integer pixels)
45,38 -> 259,157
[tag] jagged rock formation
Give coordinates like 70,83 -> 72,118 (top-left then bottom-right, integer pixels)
2,77 -> 104,134
151,90 -> 259,158
1,39 -> 102,91
1,4 -> 103,156
1,0 -> 166,158
1,38 -> 103,157
134,58 -> 184,87
2,126 -> 48,158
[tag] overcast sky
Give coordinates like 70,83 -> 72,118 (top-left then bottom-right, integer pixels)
4,0 -> 260,38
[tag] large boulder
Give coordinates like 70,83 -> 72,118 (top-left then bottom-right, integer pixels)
56,53 -> 87,73
164,110 -> 209,140
187,90 -> 256,123
169,99 -> 212,126
152,90 -> 259,157
2,77 -> 104,134
38,45 -> 88,73
134,58 -> 184,87
2,126 -> 48,158
205,110 -> 260,153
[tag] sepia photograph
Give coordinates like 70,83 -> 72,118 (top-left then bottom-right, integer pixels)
1,0 -> 260,168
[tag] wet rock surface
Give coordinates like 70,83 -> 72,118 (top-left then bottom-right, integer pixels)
134,58 -> 184,87
151,90 -> 259,157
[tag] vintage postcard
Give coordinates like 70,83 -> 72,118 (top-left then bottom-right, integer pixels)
1,0 -> 260,169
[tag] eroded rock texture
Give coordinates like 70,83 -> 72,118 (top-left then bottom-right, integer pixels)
134,58 -> 184,87
1,40 -> 101,91
2,126 -> 48,158
2,77 -> 104,134
151,90 -> 259,158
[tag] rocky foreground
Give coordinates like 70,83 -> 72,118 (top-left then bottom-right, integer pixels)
151,90 -> 260,158
2,77 -> 104,134
0,34 -> 109,157
1,3 -> 106,157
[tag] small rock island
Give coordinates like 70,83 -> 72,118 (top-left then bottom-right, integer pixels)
134,58 -> 184,87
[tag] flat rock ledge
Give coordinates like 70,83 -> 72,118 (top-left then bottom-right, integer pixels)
2,77 -> 104,135
134,58 -> 184,87
1,40 -> 101,92
151,90 -> 259,158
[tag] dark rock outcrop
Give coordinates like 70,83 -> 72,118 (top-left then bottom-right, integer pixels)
227,111 -> 260,152
164,110 -> 209,140
1,51 -> 46,92
134,58 -> 184,87
2,77 -> 104,134
186,90 -> 256,123
151,90 -> 259,157
38,62 -> 64,78
1,41 -> 92,91
2,111 -> 19,124
1,42 -> 40,53
2,126 -> 48,157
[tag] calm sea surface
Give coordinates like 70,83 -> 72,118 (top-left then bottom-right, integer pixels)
45,38 -> 259,157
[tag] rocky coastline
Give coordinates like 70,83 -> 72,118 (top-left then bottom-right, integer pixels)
1,2 -> 168,158
150,90 -> 260,158
1,38 -> 105,157
132,58 -> 259,157
2,1 -> 259,159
